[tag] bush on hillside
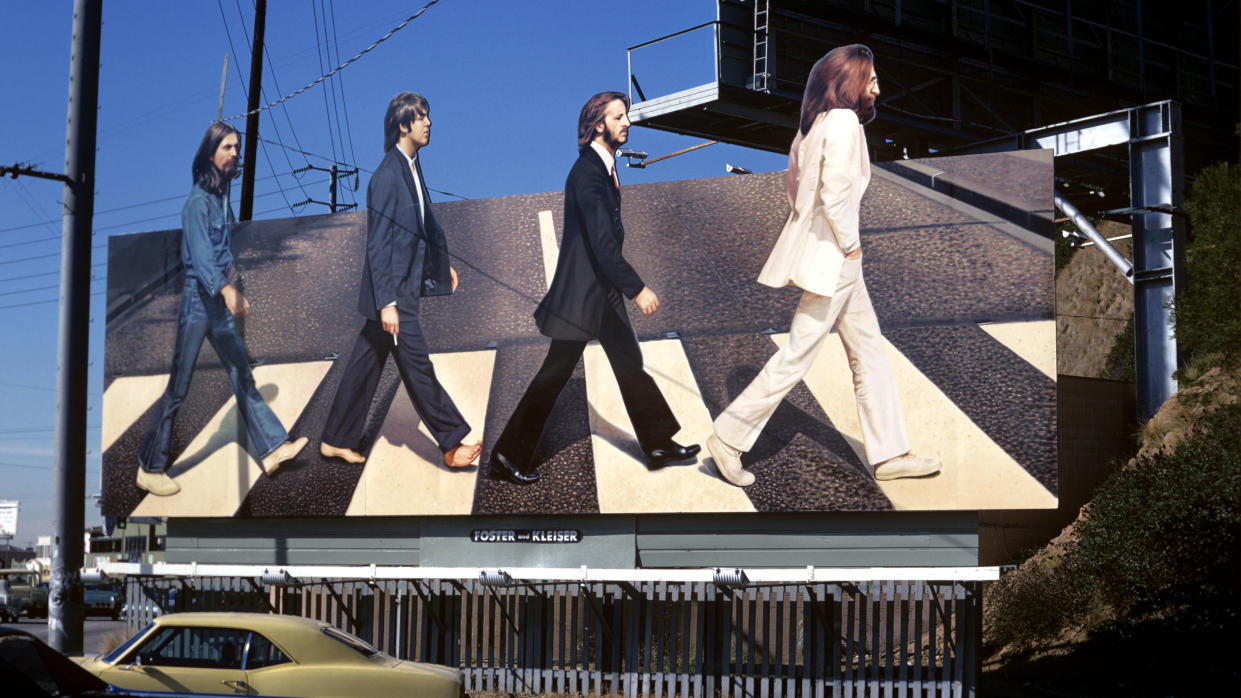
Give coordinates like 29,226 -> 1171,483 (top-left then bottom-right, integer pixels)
1175,162 -> 1241,368
1070,401 -> 1241,626
986,401 -> 1241,648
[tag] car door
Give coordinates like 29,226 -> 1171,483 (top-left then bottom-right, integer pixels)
101,625 -> 255,695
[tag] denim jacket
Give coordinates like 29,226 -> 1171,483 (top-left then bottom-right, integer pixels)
181,183 -> 235,297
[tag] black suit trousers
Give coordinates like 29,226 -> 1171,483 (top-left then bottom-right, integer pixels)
495,304 -> 679,471
323,306 -> 470,454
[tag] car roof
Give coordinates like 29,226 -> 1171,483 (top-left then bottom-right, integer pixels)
148,612 -> 380,664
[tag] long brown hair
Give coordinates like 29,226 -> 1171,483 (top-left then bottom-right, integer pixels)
383,92 -> 430,153
798,44 -> 876,135
191,122 -> 239,196
577,91 -> 629,150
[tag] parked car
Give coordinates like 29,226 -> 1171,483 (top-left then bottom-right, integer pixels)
0,569 -> 48,618
2,624 -> 220,698
0,578 -> 20,623
84,583 -> 123,620
73,611 -> 465,697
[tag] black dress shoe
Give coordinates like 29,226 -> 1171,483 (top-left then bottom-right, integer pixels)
645,441 -> 701,467
489,451 -> 539,484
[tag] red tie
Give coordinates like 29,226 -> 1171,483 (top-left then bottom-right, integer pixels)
611,166 -> 619,189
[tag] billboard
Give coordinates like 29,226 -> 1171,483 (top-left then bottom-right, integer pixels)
0,500 -> 17,537
102,150 -> 1055,517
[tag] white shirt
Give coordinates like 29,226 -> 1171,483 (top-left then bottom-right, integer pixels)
589,140 -> 617,180
398,145 -> 427,224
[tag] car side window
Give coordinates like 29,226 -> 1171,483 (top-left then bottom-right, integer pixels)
132,626 -> 249,670
243,631 -> 291,669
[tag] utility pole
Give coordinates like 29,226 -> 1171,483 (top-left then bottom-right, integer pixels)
290,164 -> 358,213
239,0 -> 266,221
50,0 -> 101,654
216,54 -> 229,121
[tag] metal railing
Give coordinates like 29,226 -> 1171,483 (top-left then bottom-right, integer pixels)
116,566 -> 986,696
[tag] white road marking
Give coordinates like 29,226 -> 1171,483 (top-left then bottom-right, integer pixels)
131,361 -> 332,517
978,320 -> 1057,381
775,333 -> 1057,510
585,338 -> 756,514
345,349 -> 495,516
101,374 -> 170,453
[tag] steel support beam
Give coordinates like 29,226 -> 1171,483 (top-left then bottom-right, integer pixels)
963,101 -> 1184,418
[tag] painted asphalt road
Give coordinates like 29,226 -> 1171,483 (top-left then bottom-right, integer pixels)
102,154 -> 1055,517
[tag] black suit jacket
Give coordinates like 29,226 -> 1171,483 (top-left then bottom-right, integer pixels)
534,147 -> 645,341
356,148 -> 453,320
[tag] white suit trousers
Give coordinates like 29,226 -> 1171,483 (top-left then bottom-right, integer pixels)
714,258 -> 909,465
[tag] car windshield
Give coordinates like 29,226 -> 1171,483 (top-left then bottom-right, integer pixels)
102,622 -> 154,663
319,625 -> 382,658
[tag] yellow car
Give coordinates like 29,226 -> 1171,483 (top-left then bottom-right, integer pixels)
73,611 -> 464,697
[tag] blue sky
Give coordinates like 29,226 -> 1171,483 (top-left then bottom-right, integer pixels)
0,1 -> 788,545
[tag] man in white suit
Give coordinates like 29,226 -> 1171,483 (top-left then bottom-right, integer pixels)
707,44 -> 941,487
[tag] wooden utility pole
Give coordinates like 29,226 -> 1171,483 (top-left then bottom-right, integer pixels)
50,0 -> 101,654
239,0 -> 266,220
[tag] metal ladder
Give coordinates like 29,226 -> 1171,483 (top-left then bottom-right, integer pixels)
752,0 -> 770,92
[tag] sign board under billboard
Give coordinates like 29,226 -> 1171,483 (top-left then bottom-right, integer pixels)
101,151 -> 1056,518
0,500 -> 17,537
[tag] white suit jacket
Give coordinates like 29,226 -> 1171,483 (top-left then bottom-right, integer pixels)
757,108 -> 870,297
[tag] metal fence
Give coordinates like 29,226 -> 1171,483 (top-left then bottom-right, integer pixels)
123,574 -> 980,697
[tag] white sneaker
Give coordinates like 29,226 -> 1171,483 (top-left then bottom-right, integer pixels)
136,469 -> 180,496
707,434 -> 755,487
874,453 -> 942,481
261,437 -> 308,476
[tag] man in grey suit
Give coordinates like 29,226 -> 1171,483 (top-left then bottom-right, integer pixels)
488,91 -> 699,484
320,92 -> 480,469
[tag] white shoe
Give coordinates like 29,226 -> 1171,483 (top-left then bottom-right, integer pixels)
707,434 -> 755,487
136,469 -> 180,496
262,437 -> 308,476
874,453 -> 942,481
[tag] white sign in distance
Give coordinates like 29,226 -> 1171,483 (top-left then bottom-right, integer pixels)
0,500 -> 17,537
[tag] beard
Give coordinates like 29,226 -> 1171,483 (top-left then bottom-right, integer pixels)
604,128 -> 628,151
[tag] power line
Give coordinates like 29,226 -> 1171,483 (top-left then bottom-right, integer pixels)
311,0 -> 341,166
0,171 -> 295,235
328,0 -> 359,207
219,0 -> 441,122
218,0 -> 296,215
0,263 -> 105,286
0,381 -> 54,392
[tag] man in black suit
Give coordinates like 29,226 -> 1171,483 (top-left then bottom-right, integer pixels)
320,92 -> 480,469
489,91 -> 699,484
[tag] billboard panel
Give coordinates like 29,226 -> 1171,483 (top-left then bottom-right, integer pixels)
103,150 -> 1055,517
0,500 -> 17,537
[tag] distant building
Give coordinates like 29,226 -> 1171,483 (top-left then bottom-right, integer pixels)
0,543 -> 34,569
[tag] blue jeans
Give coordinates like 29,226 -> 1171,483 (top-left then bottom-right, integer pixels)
138,278 -> 288,473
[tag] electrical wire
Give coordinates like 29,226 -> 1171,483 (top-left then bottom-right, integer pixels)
311,0 -> 341,166
217,0 -> 296,214
328,0 -> 360,207
219,0 -> 441,122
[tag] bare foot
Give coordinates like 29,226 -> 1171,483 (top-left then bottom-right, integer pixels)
320,441 -> 365,464
444,442 -> 481,468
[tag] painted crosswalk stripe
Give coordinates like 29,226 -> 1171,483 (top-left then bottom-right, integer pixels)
978,320 -> 1056,380
130,361 -> 333,517
537,210 -> 558,287
585,338 -> 756,514
772,333 -> 1057,510
345,349 -> 496,516
101,374 -> 170,453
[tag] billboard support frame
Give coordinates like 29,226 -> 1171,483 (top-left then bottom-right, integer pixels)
958,100 -> 1185,419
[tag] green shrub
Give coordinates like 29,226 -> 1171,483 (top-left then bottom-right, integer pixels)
1070,401 -> 1241,627
1100,317 -> 1135,382
1175,162 -> 1241,367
